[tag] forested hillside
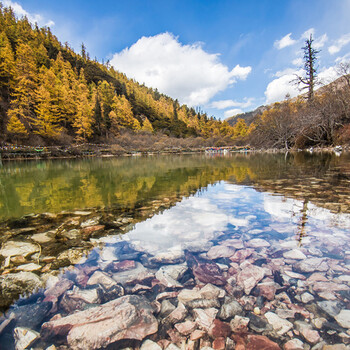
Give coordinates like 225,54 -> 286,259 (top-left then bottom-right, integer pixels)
0,3 -> 242,146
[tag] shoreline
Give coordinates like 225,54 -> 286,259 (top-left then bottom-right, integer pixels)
0,144 -> 349,161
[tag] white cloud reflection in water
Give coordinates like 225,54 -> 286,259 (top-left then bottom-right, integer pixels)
123,182 -> 350,255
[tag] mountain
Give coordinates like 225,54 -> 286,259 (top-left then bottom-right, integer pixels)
0,3 -> 237,146
225,105 -> 267,127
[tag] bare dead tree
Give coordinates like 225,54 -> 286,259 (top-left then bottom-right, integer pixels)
294,34 -> 320,101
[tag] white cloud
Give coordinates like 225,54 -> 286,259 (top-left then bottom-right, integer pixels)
3,0 -> 54,26
328,33 -> 350,55
224,108 -> 243,118
292,57 -> 303,66
209,97 -> 254,110
314,34 -> 328,49
274,33 -> 296,49
110,32 -> 251,106
301,28 -> 315,39
318,66 -> 339,85
265,69 -> 302,104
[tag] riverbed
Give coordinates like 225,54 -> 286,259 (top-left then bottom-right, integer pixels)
0,153 -> 349,349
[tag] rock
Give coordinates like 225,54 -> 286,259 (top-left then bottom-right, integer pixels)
160,300 -> 176,317
81,225 -> 105,237
148,249 -> 184,265
208,319 -> 231,338
87,271 -> 117,289
175,320 -> 197,335
218,298 -> 243,320
16,263 -> 42,272
178,284 -> 222,308
283,339 -> 304,350
44,278 -> 74,305
207,245 -> 235,260
81,218 -> 100,228
265,312 -> 293,335
301,292 -> 314,304
0,272 -> 43,308
246,335 -> 281,350
190,329 -> 206,340
14,327 -> 40,350
109,260 -> 136,272
212,337 -> 226,350
293,258 -> 328,273
140,339 -> 162,350
155,264 -> 187,288
300,327 -> 320,345
230,315 -> 250,332
322,345 -> 348,350
12,301 -> 52,329
60,286 -> 101,313
31,231 -> 55,243
230,248 -> 255,263
283,249 -> 306,260
257,282 -> 277,300
335,310 -> 350,328
165,302 -> 188,324
317,301 -> 342,317
112,262 -> 154,286
237,264 -> 265,295
182,240 -> 213,253
191,261 -> 227,286
248,313 -> 270,333
312,317 -> 327,329
41,295 -> 158,350
312,281 -> 349,293
220,239 -> 244,249
193,308 -> 218,331
0,241 -> 39,258
246,238 -> 270,248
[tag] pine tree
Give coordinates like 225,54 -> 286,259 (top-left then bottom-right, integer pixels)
0,31 -> 15,96
141,117 -> 154,132
7,115 -> 28,136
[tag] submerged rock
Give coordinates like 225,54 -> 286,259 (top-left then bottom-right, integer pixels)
41,295 -> 158,350
335,310 -> 350,328
0,241 -> 39,258
237,264 -> 265,295
14,327 -> 40,350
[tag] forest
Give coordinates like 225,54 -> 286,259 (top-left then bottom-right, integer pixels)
0,3 -> 245,147
1,3 -> 349,149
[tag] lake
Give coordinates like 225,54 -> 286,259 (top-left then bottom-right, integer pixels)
0,152 -> 349,349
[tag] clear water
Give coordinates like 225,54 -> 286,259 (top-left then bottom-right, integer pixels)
0,152 -> 350,349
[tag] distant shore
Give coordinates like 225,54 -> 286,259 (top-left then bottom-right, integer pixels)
0,143 -> 348,161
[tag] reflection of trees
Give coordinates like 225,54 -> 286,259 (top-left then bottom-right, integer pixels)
296,199 -> 309,246
0,152 -> 349,220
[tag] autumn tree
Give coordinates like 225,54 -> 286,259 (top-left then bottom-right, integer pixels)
141,117 -> 154,132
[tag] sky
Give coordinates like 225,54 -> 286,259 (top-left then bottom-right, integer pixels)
3,0 -> 350,119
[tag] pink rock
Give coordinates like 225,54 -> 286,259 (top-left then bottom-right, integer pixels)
165,302 -> 187,324
175,320 -> 197,335
312,281 -> 349,292
284,339 -> 304,350
307,272 -> 329,282
257,282 -> 277,300
81,225 -> 105,236
300,328 -> 320,345
41,295 -> 158,350
208,319 -> 231,338
207,245 -> 235,260
246,238 -> 270,248
192,261 -> 227,286
246,335 -> 281,350
190,329 -> 206,340
237,264 -> 265,295
230,249 -> 255,263
111,260 -> 136,271
212,337 -> 226,350
193,307 -> 218,331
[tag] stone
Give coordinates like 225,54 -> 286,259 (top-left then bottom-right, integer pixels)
41,295 -> 158,350
246,238 -> 270,248
335,310 -> 350,328
87,271 -> 117,289
81,225 -> 105,236
14,327 -> 40,350
246,335 -> 281,350
16,263 -> 42,272
301,292 -> 314,304
208,319 -> 231,338
60,286 -> 101,313
265,312 -> 293,335
218,298 -> 243,320
248,313 -> 270,333
0,272 -> 43,308
165,302 -> 188,324
300,327 -> 320,345
257,282 -> 277,300
230,248 -> 255,263
140,339 -> 162,350
31,231 -> 55,243
12,301 -> 52,329
193,308 -> 218,331
283,339 -> 304,350
191,261 -> 227,286
312,281 -> 349,293
110,260 -> 136,272
283,249 -> 307,260
190,329 -> 206,340
0,241 -> 39,258
148,249 -> 184,265
312,317 -> 326,329
212,337 -> 226,350
207,245 -> 235,260
182,240 -> 213,253
178,284 -> 222,308
175,320 -> 197,335
322,345 -> 348,350
44,278 -> 74,305
155,264 -> 187,288
293,258 -> 328,273
160,300 -> 176,317
112,262 -> 154,286
317,301 -> 342,317
237,264 -> 265,295
230,315 -> 250,332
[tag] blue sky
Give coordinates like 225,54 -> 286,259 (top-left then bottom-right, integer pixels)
3,0 -> 350,119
